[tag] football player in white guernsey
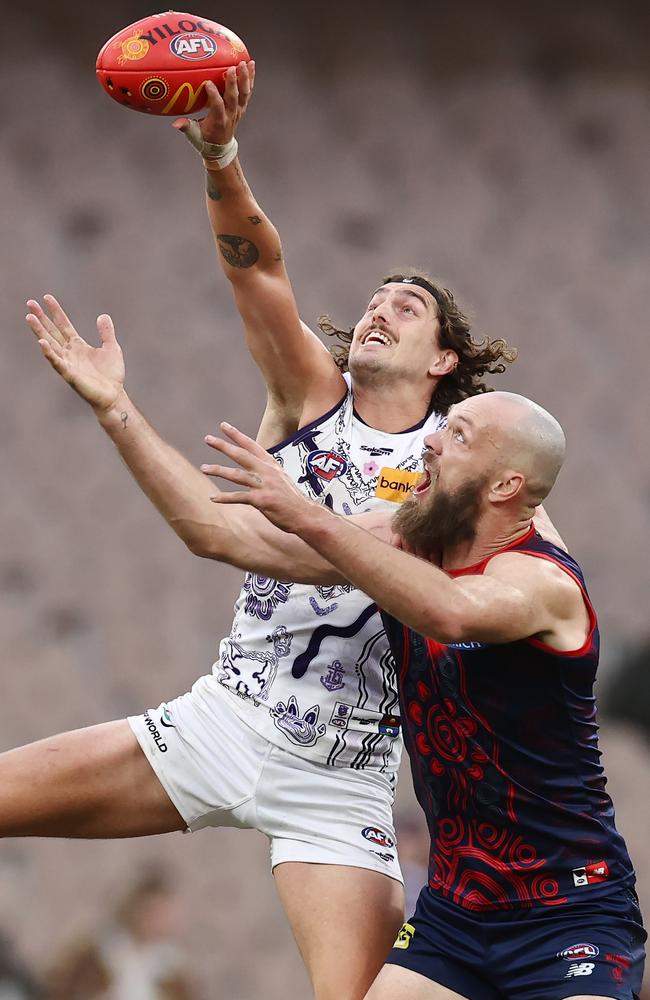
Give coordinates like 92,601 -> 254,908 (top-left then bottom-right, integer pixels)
169,63 -> 518,995
15,69 -> 523,1000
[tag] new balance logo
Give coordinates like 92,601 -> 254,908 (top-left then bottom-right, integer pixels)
565,963 -> 595,978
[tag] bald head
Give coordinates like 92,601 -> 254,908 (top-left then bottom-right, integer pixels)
451,392 -> 566,506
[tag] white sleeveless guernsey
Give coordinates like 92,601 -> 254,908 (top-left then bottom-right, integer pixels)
208,374 -> 446,773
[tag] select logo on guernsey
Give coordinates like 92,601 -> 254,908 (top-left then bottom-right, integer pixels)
375,467 -> 422,504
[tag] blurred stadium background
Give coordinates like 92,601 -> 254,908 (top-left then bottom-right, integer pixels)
1,0 -> 648,996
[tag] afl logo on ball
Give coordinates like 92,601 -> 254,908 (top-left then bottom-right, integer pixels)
558,943 -> 600,961
362,826 -> 395,849
170,32 -> 218,60
306,450 -> 348,481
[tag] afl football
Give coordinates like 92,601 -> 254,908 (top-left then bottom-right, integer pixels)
96,11 -> 250,115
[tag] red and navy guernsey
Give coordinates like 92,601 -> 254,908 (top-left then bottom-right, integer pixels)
380,527 -> 635,911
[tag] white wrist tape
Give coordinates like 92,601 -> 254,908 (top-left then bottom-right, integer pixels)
181,119 -> 239,171
203,138 -> 238,171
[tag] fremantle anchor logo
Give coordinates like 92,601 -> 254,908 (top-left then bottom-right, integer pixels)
320,659 -> 345,692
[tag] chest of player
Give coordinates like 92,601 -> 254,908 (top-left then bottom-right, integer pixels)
275,421 -> 432,515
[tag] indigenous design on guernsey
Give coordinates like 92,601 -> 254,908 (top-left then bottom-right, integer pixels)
211,373 -> 446,771
381,529 -> 636,909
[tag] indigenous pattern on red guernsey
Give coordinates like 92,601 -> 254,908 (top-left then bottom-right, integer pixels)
380,528 -> 635,912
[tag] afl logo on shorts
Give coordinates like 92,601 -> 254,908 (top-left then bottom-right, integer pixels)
362,826 -> 395,849
306,450 -> 348,481
558,943 -> 600,961
170,32 -> 218,60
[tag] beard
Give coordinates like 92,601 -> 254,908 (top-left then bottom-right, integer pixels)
392,476 -> 486,563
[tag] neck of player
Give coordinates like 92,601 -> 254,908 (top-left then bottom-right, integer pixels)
351,380 -> 434,433
441,509 -> 536,572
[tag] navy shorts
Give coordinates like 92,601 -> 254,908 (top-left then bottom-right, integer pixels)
387,885 -> 646,999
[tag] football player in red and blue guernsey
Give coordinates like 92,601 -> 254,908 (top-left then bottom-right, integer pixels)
205,390 -> 646,1000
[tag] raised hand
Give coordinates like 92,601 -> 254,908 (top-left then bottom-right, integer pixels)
173,60 -> 255,148
201,422 -> 319,534
26,295 -> 126,414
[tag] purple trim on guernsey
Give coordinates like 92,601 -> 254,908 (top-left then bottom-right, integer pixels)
352,406 -> 429,434
267,391 -> 348,455
267,388 -> 433,456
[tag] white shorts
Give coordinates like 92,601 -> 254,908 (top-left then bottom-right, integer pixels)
128,682 -> 402,883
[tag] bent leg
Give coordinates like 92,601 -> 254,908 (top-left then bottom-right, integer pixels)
365,964 -> 469,999
274,862 -> 404,1000
0,720 -> 186,838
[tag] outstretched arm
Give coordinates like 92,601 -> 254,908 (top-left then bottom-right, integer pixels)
174,64 -> 345,446
24,296 -> 346,584
204,424 -> 589,649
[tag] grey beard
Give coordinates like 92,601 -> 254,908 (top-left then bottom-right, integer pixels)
392,478 -> 485,562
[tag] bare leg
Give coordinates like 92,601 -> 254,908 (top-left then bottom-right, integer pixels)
0,721 -> 185,838
365,964 -> 469,999
364,967 -> 621,999
274,862 -> 404,1000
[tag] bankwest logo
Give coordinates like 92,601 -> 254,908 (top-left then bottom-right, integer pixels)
375,467 -> 422,504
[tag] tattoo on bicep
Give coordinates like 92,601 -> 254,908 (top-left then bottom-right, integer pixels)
247,215 -> 262,225
120,411 -> 128,430
217,234 -> 260,269
206,174 -> 222,201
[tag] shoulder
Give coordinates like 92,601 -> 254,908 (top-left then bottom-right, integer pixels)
259,381 -> 350,451
294,372 -> 350,429
484,550 -> 585,618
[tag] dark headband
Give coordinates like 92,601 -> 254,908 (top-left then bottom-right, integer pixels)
382,275 -> 445,312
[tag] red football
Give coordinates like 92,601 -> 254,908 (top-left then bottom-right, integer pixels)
96,11 -> 250,115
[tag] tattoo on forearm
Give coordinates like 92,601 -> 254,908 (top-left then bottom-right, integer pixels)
120,411 -> 128,430
247,215 -> 262,225
217,234 -> 260,268
206,174 -> 222,201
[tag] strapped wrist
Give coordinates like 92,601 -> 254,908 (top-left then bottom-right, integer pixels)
179,118 -> 238,170
202,138 -> 238,171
